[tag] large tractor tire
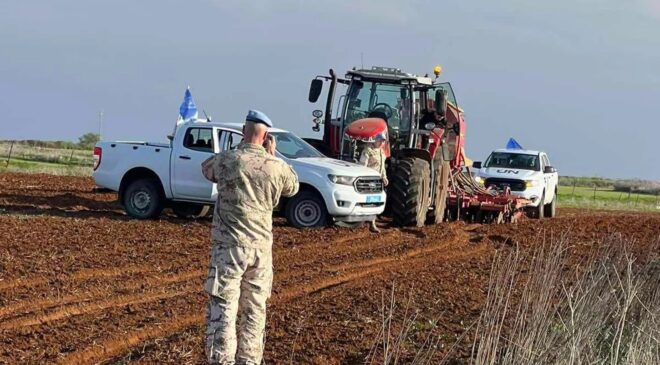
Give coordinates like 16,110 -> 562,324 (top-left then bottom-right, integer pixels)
430,160 -> 450,224
390,157 -> 431,227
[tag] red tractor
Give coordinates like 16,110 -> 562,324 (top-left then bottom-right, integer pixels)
307,66 -> 527,227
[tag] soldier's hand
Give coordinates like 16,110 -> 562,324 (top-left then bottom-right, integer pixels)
264,135 -> 277,156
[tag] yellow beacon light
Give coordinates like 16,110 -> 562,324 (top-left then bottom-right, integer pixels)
433,65 -> 443,77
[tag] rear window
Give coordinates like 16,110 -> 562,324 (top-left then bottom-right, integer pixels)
183,128 -> 213,152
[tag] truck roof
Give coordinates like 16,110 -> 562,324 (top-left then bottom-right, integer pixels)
181,120 -> 287,134
492,148 -> 542,155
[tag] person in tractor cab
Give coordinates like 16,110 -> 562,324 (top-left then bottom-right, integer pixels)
359,131 -> 388,233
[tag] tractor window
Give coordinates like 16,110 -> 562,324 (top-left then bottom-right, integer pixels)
343,81 -> 412,133
183,128 -> 213,152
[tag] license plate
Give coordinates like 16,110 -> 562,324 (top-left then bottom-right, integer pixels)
367,195 -> 382,203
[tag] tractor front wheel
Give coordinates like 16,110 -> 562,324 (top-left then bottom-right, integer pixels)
390,157 -> 431,227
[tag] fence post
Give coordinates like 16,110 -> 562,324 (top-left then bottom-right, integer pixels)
628,189 -> 632,205
572,181 -> 576,198
5,141 -> 14,167
69,149 -> 74,163
593,185 -> 597,201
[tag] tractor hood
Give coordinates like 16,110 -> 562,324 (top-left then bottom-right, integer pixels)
289,157 -> 380,177
345,118 -> 388,142
478,167 -> 541,180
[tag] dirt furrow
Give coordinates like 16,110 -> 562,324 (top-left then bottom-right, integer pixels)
0,285 -> 197,330
57,314 -> 203,365
0,265 -> 155,291
0,269 -> 203,320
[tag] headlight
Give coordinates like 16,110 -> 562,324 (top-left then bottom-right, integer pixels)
525,180 -> 538,188
328,174 -> 357,185
474,176 -> 484,184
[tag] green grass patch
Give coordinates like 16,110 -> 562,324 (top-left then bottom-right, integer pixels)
557,185 -> 659,211
0,157 -> 91,176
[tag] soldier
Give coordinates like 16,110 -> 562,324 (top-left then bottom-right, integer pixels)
201,110 -> 299,365
358,131 -> 388,233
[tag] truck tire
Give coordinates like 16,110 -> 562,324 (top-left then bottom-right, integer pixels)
122,178 -> 164,219
544,190 -> 556,218
172,203 -> 208,219
527,190 -> 545,219
285,190 -> 328,228
390,157 -> 431,227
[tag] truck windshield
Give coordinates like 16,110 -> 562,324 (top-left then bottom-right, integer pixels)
271,132 -> 323,159
484,152 -> 540,171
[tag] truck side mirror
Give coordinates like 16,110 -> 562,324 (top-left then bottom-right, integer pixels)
309,79 -> 323,103
472,161 -> 482,169
435,89 -> 448,117
544,166 -> 556,173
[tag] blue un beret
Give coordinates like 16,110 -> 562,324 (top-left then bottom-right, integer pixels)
245,109 -> 273,128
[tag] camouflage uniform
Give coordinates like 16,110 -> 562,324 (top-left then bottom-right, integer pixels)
202,142 -> 299,365
359,144 -> 388,186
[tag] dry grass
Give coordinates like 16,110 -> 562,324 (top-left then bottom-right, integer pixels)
368,234 -> 659,365
472,234 -> 659,365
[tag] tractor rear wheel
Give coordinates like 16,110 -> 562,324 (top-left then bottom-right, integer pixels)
391,157 -> 431,227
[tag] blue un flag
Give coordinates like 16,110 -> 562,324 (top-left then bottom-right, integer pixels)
179,87 -> 198,122
506,138 -> 523,150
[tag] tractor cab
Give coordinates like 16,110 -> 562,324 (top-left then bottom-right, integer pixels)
308,66 -> 464,168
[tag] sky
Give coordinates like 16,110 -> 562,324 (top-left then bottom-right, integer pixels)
0,0 -> 659,180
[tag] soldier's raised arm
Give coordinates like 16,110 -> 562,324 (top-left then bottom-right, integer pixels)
201,155 -> 218,183
280,162 -> 299,198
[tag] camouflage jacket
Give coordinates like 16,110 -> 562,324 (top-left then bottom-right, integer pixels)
201,143 -> 299,248
359,145 -> 387,182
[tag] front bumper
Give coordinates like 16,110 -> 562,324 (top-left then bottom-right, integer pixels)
321,182 -> 386,221
509,186 -> 544,207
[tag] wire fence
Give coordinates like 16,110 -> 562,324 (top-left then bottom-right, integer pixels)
0,141 -> 93,167
560,181 -> 660,211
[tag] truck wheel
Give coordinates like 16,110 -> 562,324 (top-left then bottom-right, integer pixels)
527,191 -> 545,219
285,191 -> 328,228
543,191 -> 556,218
390,157 -> 431,227
172,203 -> 208,219
122,178 -> 164,219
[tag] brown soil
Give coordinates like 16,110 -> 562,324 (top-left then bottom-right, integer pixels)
0,172 -> 658,364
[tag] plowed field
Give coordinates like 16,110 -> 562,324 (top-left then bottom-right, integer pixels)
1,173 -> 658,364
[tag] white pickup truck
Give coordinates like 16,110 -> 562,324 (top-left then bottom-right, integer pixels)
93,121 -> 386,227
472,149 -> 559,218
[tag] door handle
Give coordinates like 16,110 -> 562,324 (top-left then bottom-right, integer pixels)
179,155 -> 191,160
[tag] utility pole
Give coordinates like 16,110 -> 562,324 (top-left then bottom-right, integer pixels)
98,110 -> 104,138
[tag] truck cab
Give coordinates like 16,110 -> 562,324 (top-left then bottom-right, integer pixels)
472,149 -> 559,218
93,121 -> 386,227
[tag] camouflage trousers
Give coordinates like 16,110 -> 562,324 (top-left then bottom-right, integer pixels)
204,245 -> 273,365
